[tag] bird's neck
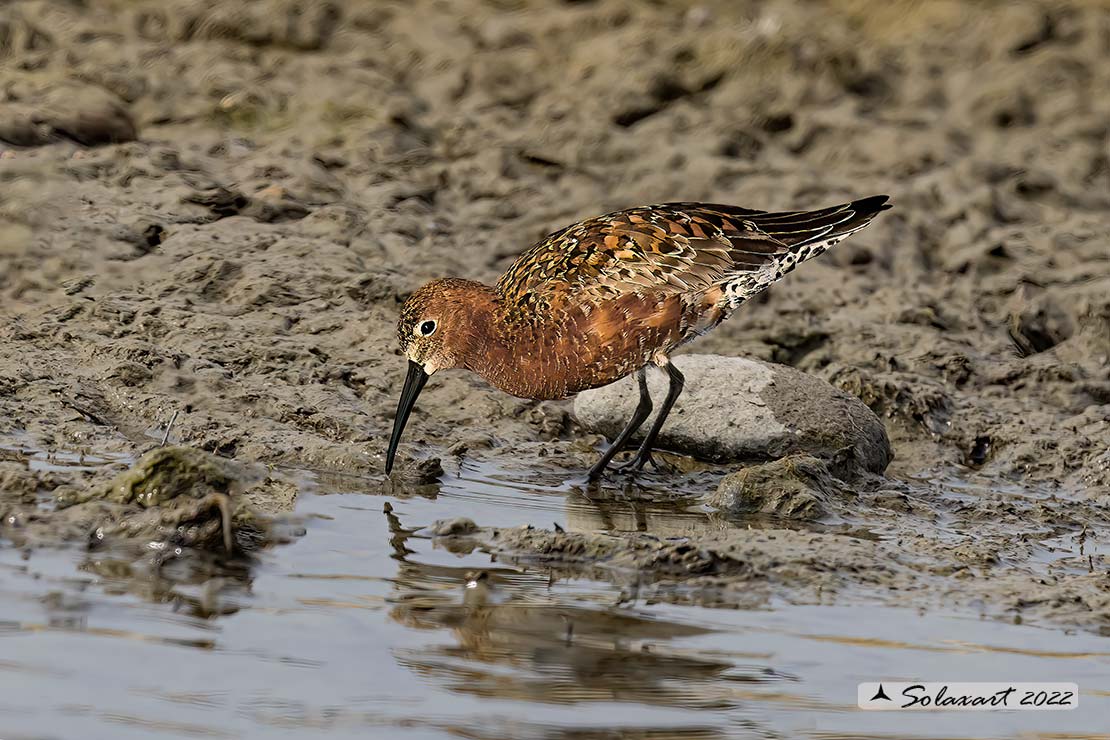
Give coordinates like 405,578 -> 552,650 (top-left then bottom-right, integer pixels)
451,287 -> 565,400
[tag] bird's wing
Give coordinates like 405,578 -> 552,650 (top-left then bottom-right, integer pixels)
495,197 -> 891,314
496,204 -> 785,311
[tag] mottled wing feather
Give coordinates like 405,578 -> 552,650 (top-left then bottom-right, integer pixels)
496,204 -> 791,312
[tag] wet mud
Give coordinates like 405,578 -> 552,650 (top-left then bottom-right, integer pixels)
1,0 -> 1109,641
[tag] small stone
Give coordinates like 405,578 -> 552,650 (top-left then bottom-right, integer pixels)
413,456 -> 445,483
1007,289 -> 1073,356
244,184 -> 311,223
431,517 -> 478,536
0,85 -> 140,148
44,86 -> 138,146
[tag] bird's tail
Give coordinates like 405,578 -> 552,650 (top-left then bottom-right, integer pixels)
746,194 -> 891,252
716,195 -> 891,309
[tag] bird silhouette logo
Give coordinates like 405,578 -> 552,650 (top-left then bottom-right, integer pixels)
870,684 -> 892,701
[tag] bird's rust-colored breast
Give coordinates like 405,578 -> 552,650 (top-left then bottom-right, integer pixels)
475,289 -> 709,400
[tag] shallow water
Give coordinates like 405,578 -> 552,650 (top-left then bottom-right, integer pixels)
1,456 -> 1108,739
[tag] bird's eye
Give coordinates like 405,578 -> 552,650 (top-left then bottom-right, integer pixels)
418,320 -> 437,336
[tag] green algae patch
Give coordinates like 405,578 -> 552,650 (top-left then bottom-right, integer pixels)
709,455 -> 836,520
63,446 -> 258,508
56,446 -> 271,553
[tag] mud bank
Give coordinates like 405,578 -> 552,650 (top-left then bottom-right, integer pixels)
430,509 -> 1110,631
1,0 -> 1109,631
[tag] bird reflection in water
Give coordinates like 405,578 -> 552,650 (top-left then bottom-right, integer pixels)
380,502 -> 791,728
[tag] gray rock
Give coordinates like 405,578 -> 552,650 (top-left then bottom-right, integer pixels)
0,86 -> 137,148
44,86 -> 138,146
573,354 -> 892,477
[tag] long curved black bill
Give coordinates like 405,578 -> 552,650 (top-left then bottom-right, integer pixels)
385,360 -> 429,473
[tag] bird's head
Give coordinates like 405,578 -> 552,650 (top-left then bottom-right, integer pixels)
386,278 -> 494,473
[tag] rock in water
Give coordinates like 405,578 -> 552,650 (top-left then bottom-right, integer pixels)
574,354 -> 893,477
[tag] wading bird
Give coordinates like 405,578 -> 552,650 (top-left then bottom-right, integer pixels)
386,196 -> 890,480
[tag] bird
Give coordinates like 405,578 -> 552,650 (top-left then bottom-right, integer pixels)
386,195 -> 891,480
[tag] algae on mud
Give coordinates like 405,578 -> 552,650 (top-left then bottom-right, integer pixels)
3,446 -> 290,555
61,446 -> 270,552
709,455 -> 838,520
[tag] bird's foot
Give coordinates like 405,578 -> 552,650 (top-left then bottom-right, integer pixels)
615,449 -> 657,475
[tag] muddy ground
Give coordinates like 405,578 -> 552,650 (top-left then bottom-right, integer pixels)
1,0 -> 1109,632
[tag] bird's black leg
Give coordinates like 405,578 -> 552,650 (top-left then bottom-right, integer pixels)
617,361 -> 684,473
587,368 -> 652,481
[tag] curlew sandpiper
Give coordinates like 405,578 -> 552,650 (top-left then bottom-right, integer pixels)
386,196 -> 891,480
